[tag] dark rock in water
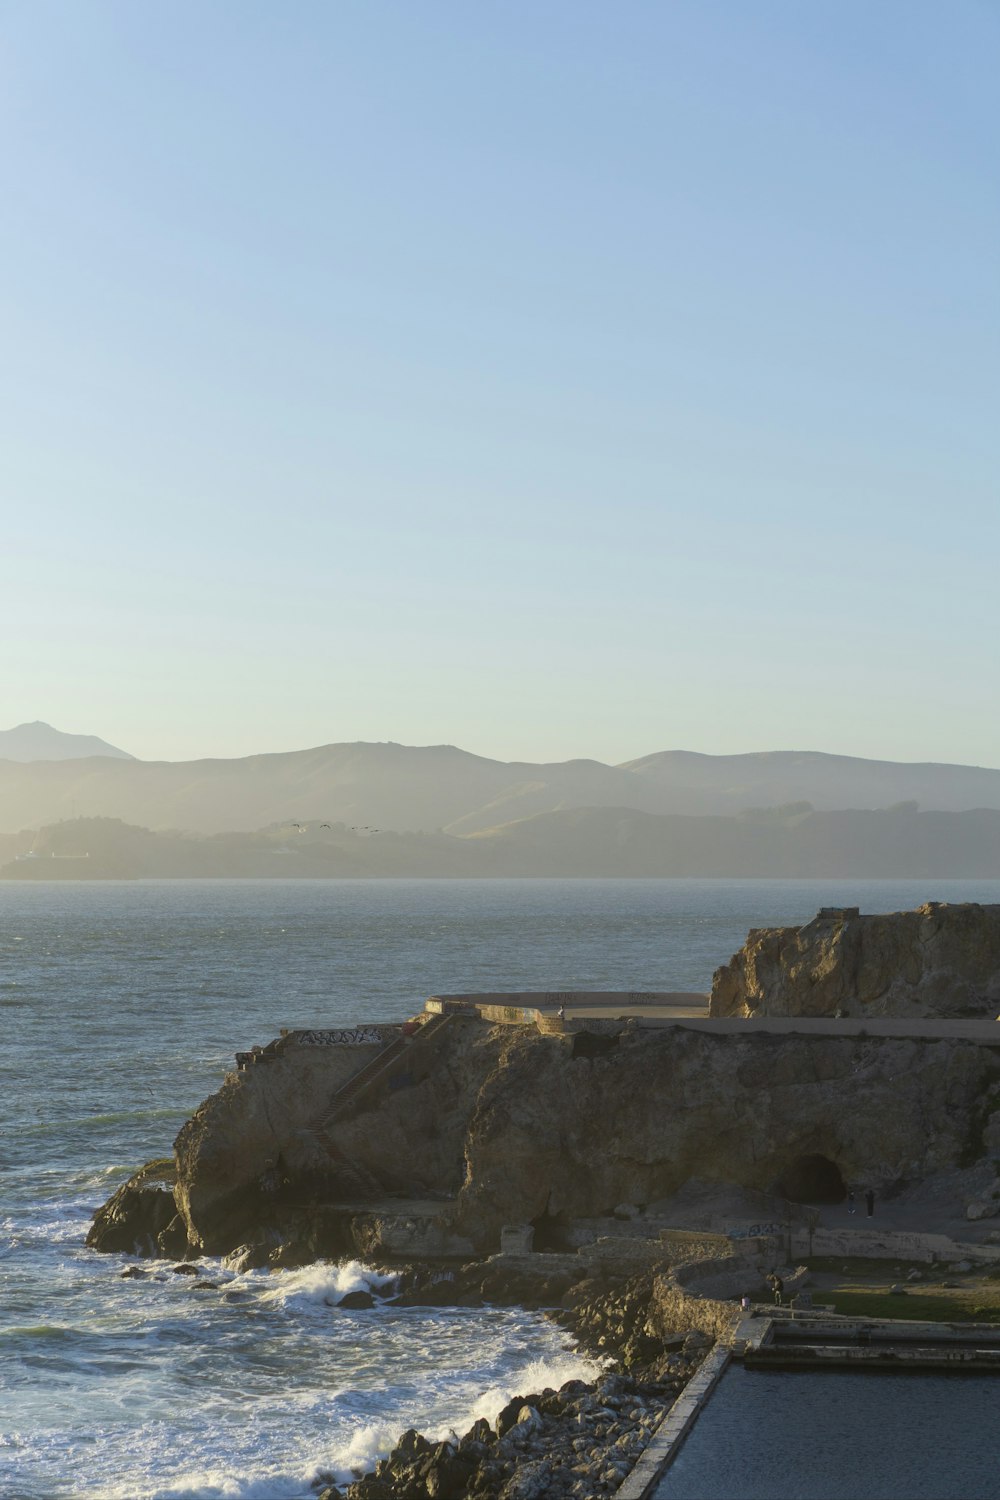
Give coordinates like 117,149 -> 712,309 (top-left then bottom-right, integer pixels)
346,1479 -> 393,1499
424,1447 -> 477,1498
393,1429 -> 432,1465
222,1240 -> 274,1273
316,1486 -> 344,1500
387,1278 -> 461,1309
190,1280 -> 220,1290
86,1163 -> 177,1256
170,1262 -> 201,1275
460,1417 -> 492,1449
156,1213 -> 189,1258
119,1265 -> 147,1279
269,1238 -> 313,1270
336,1289 -> 375,1310
495,1395 -> 528,1439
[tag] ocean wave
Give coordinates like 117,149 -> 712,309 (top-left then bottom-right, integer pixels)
91,1466 -> 318,1500
255,1259 -> 399,1313
0,1323 -> 82,1342
460,1347 -> 603,1430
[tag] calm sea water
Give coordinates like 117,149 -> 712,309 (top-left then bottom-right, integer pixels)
5,877 -> 1000,1500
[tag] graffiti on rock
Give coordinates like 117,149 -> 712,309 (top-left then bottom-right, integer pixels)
294,1027 -> 385,1047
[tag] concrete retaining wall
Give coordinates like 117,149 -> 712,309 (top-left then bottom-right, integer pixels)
789,1226 -> 1000,1264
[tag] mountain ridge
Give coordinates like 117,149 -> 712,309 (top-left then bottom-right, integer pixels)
2,733 -> 1000,835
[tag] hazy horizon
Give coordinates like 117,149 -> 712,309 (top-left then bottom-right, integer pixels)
2,2 -> 997,766
5,719 -> 1000,773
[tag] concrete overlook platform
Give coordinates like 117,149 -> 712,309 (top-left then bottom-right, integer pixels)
425,991 -> 1000,1043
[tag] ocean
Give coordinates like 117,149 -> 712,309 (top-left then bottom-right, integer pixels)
5,877 -> 1000,1500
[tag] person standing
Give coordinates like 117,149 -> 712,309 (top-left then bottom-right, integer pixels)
865,1189 -> 875,1217
847,1190 -> 856,1215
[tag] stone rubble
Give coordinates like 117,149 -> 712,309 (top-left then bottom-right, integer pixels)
315,1271 -> 707,1500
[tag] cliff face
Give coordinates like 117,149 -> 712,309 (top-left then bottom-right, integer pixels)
159,1017 -> 1000,1258
710,903 -> 1000,1019
449,1024 -> 1000,1246
171,1020 -> 502,1253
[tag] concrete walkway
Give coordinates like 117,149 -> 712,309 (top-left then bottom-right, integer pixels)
617,1345 -> 731,1500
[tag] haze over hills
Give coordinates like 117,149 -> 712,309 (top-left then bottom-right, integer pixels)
3,803 -> 1000,879
3,731 -> 1000,837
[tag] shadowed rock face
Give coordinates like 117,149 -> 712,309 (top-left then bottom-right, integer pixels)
449,1024 -> 1000,1246
153,1018 -> 1000,1258
710,903 -> 1000,1019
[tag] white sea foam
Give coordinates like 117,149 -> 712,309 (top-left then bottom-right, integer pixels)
256,1259 -> 398,1312
456,1348 -> 604,1433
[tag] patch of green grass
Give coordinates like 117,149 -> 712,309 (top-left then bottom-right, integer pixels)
822,1287 -> 1000,1323
804,1257 -> 929,1278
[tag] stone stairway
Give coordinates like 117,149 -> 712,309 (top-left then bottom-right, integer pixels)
313,1011 -> 454,1133
316,1133 -> 386,1197
305,1013 -> 456,1189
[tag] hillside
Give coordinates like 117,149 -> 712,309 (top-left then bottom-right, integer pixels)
1,739 -> 1000,837
623,749 -> 1000,817
4,804 -> 1000,879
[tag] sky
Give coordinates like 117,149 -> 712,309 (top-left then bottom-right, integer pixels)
1,0 -> 997,767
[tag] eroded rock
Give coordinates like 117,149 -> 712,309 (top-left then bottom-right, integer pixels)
711,902 -> 1000,1019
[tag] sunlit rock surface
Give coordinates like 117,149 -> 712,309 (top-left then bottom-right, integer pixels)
711,902 -> 1000,1019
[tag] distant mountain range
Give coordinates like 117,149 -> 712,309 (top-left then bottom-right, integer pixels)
2,727 -> 1000,838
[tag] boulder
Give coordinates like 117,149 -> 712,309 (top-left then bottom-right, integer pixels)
86,1163 -> 178,1255
336,1289 -> 376,1310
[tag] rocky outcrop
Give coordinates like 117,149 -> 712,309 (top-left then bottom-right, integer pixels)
93,1013 -> 1000,1262
86,1159 -> 183,1256
711,903 -> 1000,1019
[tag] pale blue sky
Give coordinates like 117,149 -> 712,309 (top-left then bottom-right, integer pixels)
1,1 -> 997,765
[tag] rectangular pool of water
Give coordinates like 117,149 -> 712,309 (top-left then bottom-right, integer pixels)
654,1362 -> 1000,1499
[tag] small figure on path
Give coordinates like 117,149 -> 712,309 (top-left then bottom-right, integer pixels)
865,1189 -> 875,1217
557,1003 -> 566,1020
740,1294 -> 752,1313
766,1273 -> 784,1305
847,1190 -> 856,1215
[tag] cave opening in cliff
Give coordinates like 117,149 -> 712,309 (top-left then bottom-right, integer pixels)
777,1154 -> 847,1204
532,1201 -> 572,1251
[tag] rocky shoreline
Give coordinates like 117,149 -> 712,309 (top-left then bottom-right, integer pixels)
86,903 -> 1000,1496
312,1268 -> 710,1500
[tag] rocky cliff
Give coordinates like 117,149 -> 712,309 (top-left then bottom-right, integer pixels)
87,902 -> 1000,1265
92,1010 -> 1000,1263
710,903 -> 1000,1019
